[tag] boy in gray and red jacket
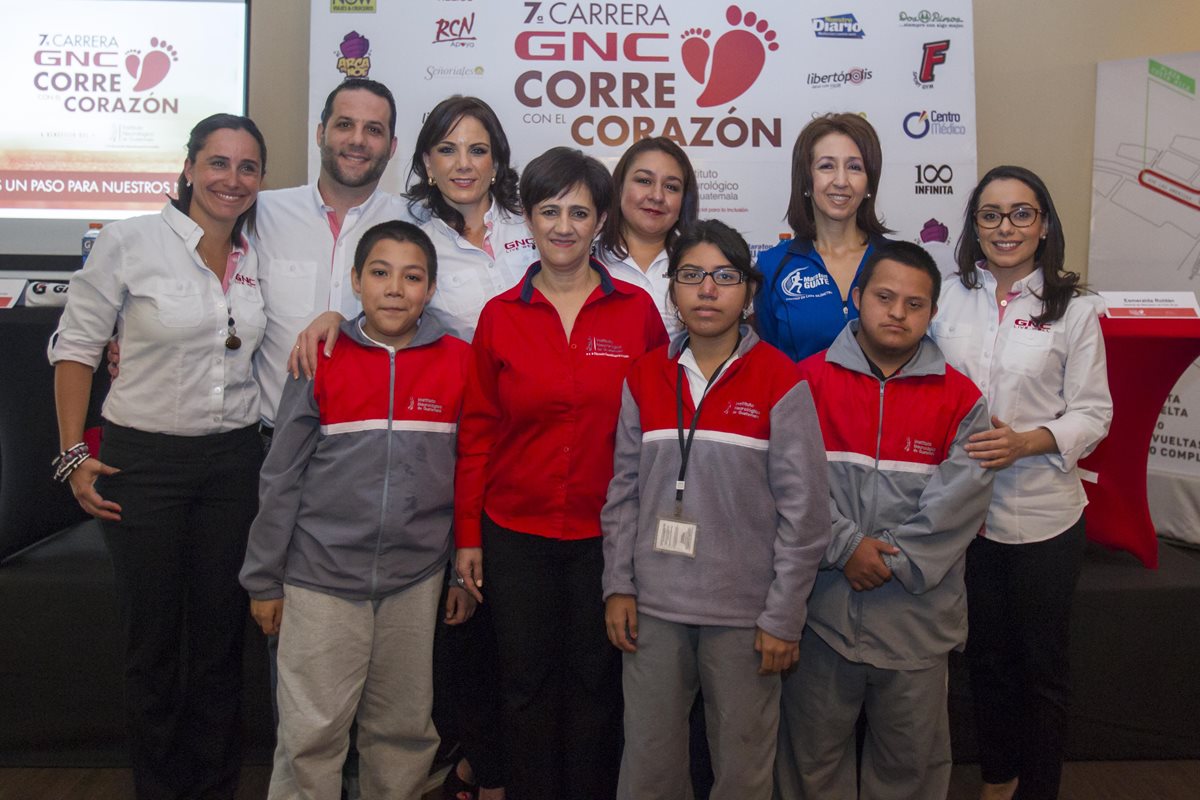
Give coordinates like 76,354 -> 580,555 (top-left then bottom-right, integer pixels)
775,241 -> 994,800
240,220 -> 470,800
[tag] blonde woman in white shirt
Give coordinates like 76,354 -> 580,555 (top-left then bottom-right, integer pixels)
595,137 -> 700,335
930,165 -> 1112,800
49,114 -> 267,800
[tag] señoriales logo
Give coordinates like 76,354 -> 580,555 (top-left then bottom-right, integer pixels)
812,13 -> 864,39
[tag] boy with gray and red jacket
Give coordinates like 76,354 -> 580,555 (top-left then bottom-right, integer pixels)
775,241 -> 994,800
240,221 -> 470,800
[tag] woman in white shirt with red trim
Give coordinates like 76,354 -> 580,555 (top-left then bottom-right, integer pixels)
49,114 -> 268,800
930,165 -> 1112,800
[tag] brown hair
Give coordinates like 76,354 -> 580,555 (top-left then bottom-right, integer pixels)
785,113 -> 890,240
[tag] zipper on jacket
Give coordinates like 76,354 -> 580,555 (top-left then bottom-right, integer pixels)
372,346 -> 397,600
852,378 -> 887,651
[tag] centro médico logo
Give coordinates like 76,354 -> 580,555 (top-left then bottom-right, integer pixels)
812,13 -> 865,39
807,67 -> 873,89
681,4 -> 780,108
903,110 -> 965,139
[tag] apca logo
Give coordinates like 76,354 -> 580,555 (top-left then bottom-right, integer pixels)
125,37 -> 178,92
914,40 -> 949,86
336,32 -> 371,77
812,13 -> 865,39
681,4 -> 780,107
914,164 -> 954,195
434,12 -> 477,47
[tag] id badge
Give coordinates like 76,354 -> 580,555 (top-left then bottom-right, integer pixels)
654,516 -> 698,558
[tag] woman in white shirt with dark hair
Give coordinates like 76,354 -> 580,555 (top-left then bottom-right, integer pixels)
930,165 -> 1112,800
595,136 -> 700,335
50,113 -> 267,800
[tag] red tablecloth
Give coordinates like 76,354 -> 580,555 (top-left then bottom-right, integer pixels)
1080,317 -> 1200,567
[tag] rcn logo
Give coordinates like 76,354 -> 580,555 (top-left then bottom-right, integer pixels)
902,109 -> 966,139
813,13 -> 865,39
914,40 -> 949,86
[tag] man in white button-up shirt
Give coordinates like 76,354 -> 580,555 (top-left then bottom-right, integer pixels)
254,78 -> 413,430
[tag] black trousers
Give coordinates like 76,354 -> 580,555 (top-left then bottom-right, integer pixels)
97,423 -> 262,800
435,588 -> 507,788
966,516 -> 1086,800
482,517 -> 622,800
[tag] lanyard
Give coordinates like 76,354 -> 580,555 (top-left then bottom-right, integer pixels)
674,333 -> 741,514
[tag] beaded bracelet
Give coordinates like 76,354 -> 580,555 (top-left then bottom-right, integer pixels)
52,442 -> 91,483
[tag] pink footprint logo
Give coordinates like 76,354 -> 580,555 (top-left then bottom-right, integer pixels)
681,5 -> 779,108
125,38 -> 179,92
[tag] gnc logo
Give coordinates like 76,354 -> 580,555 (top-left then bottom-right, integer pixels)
680,4 -> 779,107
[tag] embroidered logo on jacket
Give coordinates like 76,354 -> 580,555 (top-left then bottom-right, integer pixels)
407,397 -> 445,414
503,237 -> 537,253
233,274 -> 258,287
781,267 -> 832,300
903,436 -> 937,457
585,337 -> 629,358
1013,318 -> 1051,332
724,400 -> 762,420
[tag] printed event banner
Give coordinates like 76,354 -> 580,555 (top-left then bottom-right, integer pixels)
1088,51 -> 1200,544
309,0 -> 977,255
0,0 -> 248,219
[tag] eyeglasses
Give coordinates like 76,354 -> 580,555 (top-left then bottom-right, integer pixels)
974,207 -> 1043,229
673,267 -> 746,286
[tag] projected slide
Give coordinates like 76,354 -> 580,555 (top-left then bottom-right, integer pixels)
0,0 -> 246,221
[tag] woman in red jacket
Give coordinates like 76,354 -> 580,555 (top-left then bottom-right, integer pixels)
455,146 -> 668,800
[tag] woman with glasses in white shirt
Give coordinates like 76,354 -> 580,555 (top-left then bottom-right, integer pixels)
49,113 -> 268,800
930,165 -> 1112,800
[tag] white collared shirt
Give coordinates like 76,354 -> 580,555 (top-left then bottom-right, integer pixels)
678,346 -> 739,403
931,266 -> 1113,544
49,203 -> 266,435
253,183 -> 414,425
418,201 -> 536,338
596,246 -> 680,335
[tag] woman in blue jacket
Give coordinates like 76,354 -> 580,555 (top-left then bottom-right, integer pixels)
754,113 -> 892,361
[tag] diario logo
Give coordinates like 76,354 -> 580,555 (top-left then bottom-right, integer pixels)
680,4 -> 779,107
812,13 -> 864,39
336,32 -> 371,78
898,10 -> 965,29
330,0 -> 376,13
434,12 -> 477,47
914,40 -> 949,86
902,110 -> 966,139
125,37 -> 178,92
807,67 -> 873,89
913,164 -> 954,194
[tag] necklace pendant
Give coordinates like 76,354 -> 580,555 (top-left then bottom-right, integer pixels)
224,334 -> 242,350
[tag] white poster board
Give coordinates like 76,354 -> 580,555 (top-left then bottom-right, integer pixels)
307,0 -> 976,256
1088,51 -> 1200,545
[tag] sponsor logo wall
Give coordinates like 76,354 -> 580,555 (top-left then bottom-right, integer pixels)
307,1 -> 976,253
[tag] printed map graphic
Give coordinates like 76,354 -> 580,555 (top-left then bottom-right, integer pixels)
1090,54 -> 1200,290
